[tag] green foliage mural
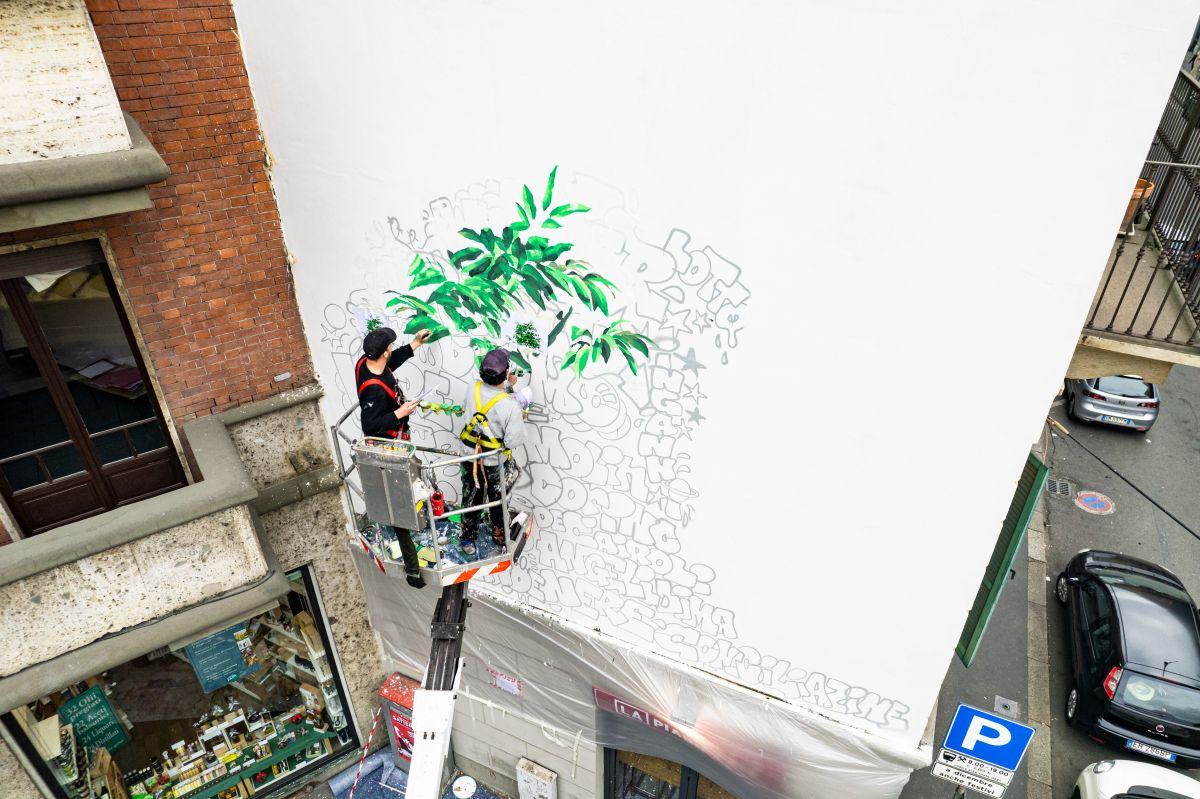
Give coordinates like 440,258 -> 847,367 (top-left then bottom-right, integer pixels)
385,167 -> 655,375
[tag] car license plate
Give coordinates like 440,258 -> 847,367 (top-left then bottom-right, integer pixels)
1126,739 -> 1177,762
1100,415 -> 1132,426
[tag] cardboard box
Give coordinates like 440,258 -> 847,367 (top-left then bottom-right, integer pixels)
297,683 -> 324,711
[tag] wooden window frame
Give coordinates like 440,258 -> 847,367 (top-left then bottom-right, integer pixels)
0,239 -> 185,535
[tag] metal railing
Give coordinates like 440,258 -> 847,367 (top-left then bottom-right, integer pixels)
1085,70 -> 1200,347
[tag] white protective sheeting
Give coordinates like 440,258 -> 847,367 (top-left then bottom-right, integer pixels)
353,549 -> 927,799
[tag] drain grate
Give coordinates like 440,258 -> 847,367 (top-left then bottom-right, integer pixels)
1046,477 -> 1073,497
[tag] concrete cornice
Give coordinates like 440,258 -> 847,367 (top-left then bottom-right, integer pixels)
216,382 -> 324,426
0,112 -> 170,208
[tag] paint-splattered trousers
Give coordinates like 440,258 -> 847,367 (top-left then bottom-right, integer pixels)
459,457 -> 517,542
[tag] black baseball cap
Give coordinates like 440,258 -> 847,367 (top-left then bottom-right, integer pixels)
363,327 -> 397,359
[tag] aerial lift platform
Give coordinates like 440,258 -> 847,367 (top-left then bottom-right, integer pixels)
331,408 -> 534,799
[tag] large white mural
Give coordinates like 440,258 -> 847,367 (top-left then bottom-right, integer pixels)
236,0 -> 1200,759
316,170 -> 915,737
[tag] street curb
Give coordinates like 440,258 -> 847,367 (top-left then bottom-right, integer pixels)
1028,428 -> 1054,797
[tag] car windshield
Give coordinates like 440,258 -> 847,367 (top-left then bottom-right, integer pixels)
1095,376 -> 1154,398
1117,672 -> 1200,723
1092,567 -> 1192,603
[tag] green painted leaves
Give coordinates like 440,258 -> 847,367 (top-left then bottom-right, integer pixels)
546,307 -> 572,346
542,166 -> 557,212
562,320 -> 654,376
522,185 -> 537,220
390,166 -> 655,378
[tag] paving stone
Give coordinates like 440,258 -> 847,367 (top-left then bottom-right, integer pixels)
1028,559 -> 1047,606
1027,721 -> 1052,785
1028,656 -> 1051,725
1027,600 -> 1049,664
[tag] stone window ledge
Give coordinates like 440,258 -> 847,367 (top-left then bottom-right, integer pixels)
0,384 -> 336,710
0,413 -> 256,588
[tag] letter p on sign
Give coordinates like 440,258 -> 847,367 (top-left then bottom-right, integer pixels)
943,705 -> 1036,772
962,717 -> 1012,750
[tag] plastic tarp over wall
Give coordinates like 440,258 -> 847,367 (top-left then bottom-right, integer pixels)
353,551 -> 925,799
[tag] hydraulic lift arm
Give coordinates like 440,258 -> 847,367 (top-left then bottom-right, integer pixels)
332,410 -> 536,798
404,584 -> 470,799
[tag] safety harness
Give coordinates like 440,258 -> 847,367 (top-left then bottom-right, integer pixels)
459,381 -> 512,487
357,356 -> 407,440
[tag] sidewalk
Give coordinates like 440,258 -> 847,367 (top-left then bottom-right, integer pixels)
899,428 -> 1055,799
286,757 -> 511,799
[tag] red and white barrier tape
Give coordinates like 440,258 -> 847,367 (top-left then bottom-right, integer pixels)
346,704 -> 382,799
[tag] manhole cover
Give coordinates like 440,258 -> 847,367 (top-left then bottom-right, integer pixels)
1046,477 -> 1072,497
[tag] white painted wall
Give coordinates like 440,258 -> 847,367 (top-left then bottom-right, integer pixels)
0,0 -> 130,164
235,0 -> 1198,757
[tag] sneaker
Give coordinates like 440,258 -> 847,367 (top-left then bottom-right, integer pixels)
405,573 -> 426,589
461,541 -> 476,556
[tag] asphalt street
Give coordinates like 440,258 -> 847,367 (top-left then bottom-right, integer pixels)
1045,364 -> 1200,792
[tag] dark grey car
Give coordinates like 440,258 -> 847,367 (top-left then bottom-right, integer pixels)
1057,550 -> 1200,768
1065,375 -> 1160,432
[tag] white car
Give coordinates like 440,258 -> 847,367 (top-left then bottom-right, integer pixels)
1075,759 -> 1200,798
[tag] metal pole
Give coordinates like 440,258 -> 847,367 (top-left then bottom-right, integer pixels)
424,465 -> 442,568
1146,158 -> 1200,169
498,451 -> 512,549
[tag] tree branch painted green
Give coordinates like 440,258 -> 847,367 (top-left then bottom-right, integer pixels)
385,166 -> 654,375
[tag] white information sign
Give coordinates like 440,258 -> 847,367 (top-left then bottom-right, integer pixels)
936,749 -> 1014,786
932,762 -> 1005,797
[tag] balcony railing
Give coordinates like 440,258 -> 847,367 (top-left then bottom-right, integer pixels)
1085,70 -> 1200,348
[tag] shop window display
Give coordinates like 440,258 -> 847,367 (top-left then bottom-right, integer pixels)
3,568 -> 358,799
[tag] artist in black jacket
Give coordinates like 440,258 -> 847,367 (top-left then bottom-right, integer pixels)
356,326 -> 431,440
356,325 -> 431,588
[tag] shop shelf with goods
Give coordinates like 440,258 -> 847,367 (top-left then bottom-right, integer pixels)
195,711 -> 253,752
259,612 -> 347,732
168,719 -> 336,799
54,724 -> 94,799
90,748 -> 128,799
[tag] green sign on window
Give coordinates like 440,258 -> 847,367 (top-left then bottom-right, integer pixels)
58,685 -> 128,754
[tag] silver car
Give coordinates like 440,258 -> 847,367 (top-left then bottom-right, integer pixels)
1064,375 -> 1160,432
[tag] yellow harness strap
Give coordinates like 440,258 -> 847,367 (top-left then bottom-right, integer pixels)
459,381 -> 512,455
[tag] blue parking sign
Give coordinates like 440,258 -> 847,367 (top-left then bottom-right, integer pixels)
943,705 -> 1036,772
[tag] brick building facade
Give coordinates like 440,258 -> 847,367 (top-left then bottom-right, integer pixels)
3,0 -> 312,423
0,0 -> 313,547
0,3 -> 383,797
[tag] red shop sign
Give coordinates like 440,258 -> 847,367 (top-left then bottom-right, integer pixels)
593,687 -> 681,737
389,707 -> 415,762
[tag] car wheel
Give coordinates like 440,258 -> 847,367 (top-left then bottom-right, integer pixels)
1056,574 -> 1069,604
1066,686 -> 1079,726
1072,789 -> 1081,799
1066,391 -> 1077,420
